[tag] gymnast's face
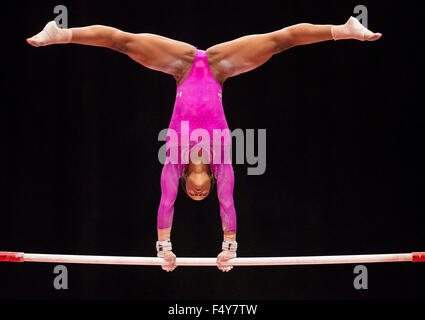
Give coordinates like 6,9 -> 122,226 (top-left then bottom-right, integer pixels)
185,169 -> 212,201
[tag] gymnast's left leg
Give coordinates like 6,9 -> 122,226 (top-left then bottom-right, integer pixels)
206,17 -> 382,83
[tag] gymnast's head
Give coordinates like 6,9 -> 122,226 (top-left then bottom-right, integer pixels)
181,163 -> 215,201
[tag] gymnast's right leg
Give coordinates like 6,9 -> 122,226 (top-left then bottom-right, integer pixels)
27,21 -> 196,82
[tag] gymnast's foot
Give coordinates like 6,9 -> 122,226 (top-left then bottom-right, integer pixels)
26,21 -> 72,47
332,16 -> 382,41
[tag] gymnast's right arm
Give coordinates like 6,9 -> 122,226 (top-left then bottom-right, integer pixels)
26,20 -> 196,83
156,163 -> 180,272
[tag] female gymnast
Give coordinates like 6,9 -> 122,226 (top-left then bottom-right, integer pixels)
27,16 -> 381,272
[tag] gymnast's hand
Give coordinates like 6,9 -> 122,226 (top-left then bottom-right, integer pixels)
158,251 -> 177,272
217,250 -> 236,272
156,239 -> 176,272
217,240 -> 238,272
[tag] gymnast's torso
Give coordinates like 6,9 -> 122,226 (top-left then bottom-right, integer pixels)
169,49 -> 228,141
157,49 -> 237,232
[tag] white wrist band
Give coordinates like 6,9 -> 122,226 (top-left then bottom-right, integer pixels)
156,240 -> 172,253
222,240 -> 238,252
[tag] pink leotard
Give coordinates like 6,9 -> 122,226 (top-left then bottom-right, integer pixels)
157,49 -> 236,232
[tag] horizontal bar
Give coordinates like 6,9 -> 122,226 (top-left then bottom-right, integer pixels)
0,252 -> 24,262
1,251 -> 424,266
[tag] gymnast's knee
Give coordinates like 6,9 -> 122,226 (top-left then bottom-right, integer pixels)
110,30 -> 131,53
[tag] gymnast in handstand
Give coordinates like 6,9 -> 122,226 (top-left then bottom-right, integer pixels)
27,16 -> 381,272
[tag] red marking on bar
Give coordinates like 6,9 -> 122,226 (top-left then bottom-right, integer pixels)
412,252 -> 425,262
0,252 -> 24,262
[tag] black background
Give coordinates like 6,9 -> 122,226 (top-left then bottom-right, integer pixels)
1,0 -> 424,301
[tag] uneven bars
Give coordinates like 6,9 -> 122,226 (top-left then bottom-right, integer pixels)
1,251 -> 424,266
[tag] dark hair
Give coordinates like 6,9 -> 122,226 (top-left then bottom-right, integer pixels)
180,166 -> 216,197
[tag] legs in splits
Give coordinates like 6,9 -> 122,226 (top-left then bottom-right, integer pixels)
27,17 -> 381,85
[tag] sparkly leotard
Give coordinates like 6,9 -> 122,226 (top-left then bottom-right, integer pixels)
157,49 -> 236,232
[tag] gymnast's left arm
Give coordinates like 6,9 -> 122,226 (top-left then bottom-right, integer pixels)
214,164 -> 238,272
